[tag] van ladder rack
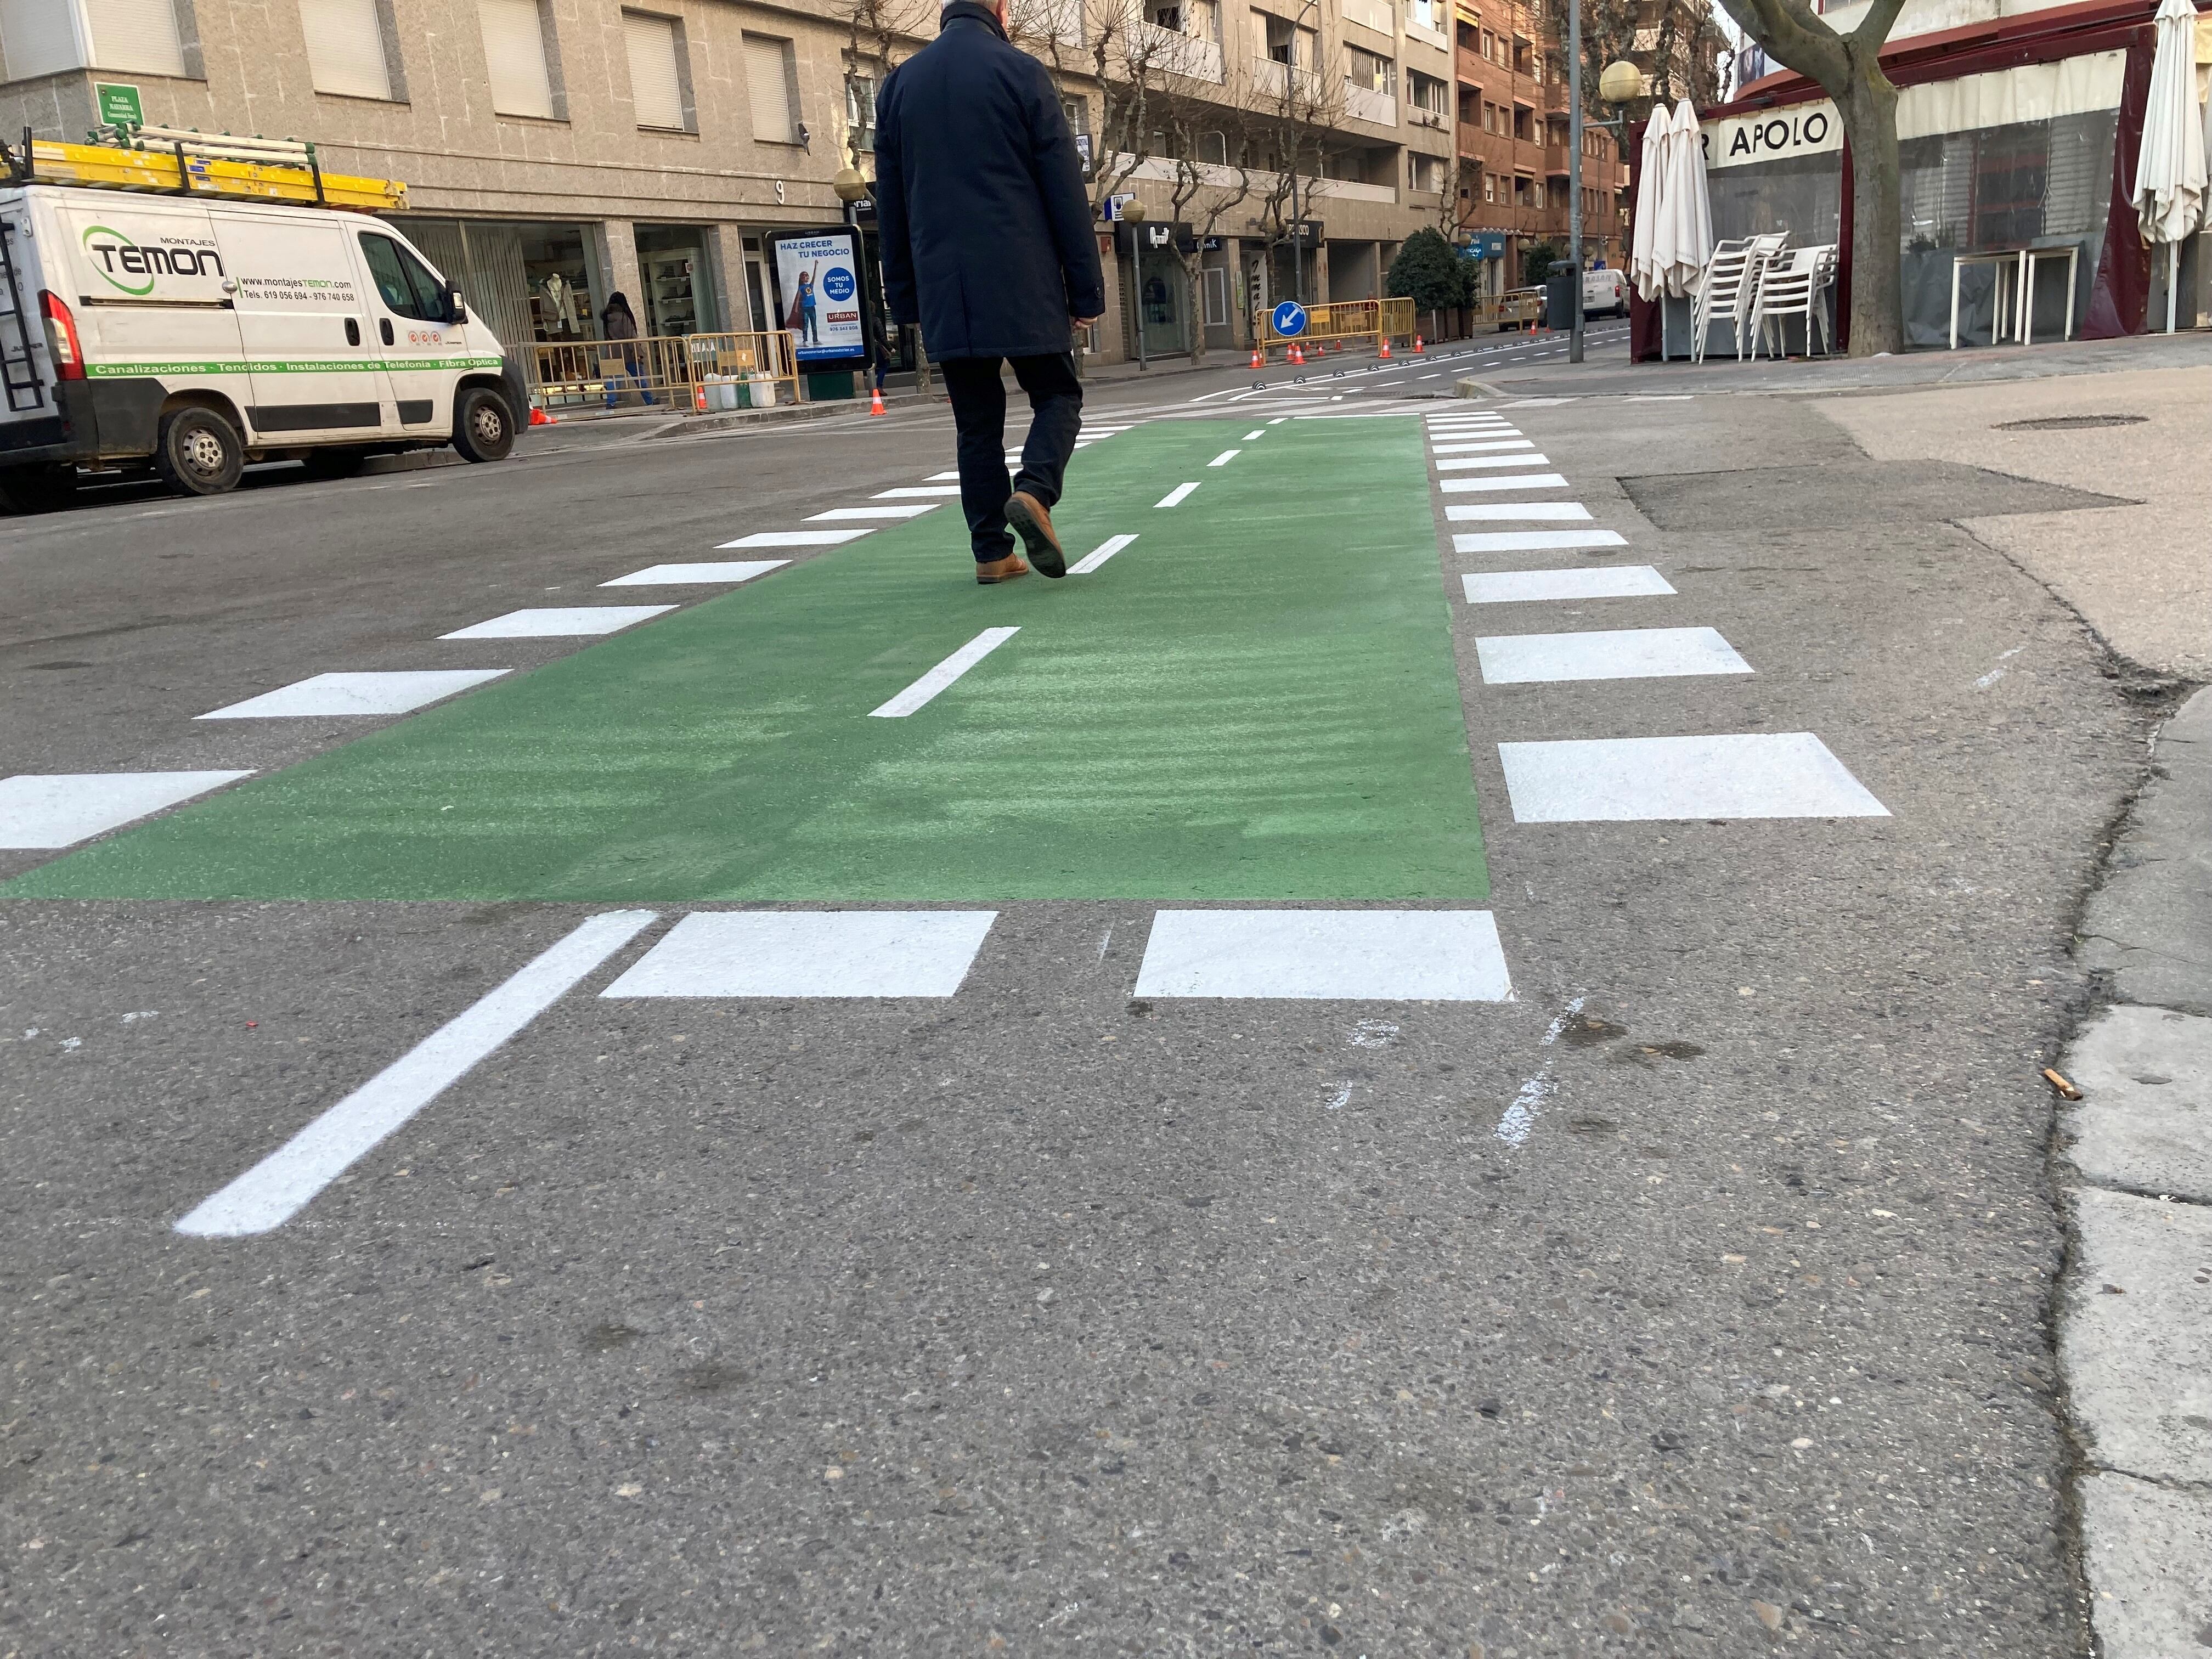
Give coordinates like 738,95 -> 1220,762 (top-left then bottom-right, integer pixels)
0,213 -> 45,413
0,123 -> 403,211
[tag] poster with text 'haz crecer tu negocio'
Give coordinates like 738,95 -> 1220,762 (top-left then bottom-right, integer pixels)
772,231 -> 865,364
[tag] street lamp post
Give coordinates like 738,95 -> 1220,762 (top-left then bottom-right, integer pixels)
1124,199 -> 1149,371
1567,0 -> 1584,365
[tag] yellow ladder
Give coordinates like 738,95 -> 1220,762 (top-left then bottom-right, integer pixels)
10,132 -> 405,212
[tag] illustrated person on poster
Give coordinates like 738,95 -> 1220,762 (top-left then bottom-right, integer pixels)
786,269 -> 821,346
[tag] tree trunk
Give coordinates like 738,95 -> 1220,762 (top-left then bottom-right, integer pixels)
1836,56 -> 1903,356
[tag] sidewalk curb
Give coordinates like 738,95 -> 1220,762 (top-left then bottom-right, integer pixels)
2052,684 -> 2212,1658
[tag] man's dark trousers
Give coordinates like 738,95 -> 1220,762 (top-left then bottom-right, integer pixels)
938,352 -> 1083,562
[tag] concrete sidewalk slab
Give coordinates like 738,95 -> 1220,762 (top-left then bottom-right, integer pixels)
2081,688 -> 2212,1017
2079,1472 -> 2212,1659
2063,1004 -> 2212,1204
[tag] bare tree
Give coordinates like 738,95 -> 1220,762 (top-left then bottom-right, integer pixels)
1709,0 -> 1907,353
1158,100 -> 1256,363
1245,25 -> 1345,311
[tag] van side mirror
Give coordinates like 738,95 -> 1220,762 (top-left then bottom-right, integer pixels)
444,283 -> 466,324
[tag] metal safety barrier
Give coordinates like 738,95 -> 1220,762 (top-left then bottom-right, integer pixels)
1250,296 -> 1417,354
527,330 -> 804,415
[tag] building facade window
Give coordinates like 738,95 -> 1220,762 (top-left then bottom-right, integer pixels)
478,0 -> 558,120
298,0 -> 399,101
1408,69 -> 1445,116
743,33 -> 799,144
1345,45 -> 1394,94
1410,153 -> 1444,193
1,0 -> 195,80
624,10 -> 691,132
844,73 -> 874,153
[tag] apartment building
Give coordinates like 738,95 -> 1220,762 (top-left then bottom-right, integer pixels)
1450,0 -> 1629,293
1036,0 -> 1462,358
0,0 -> 1454,373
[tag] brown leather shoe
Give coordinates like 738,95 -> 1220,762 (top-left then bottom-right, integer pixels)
1003,490 -> 1066,578
974,551 -> 1030,584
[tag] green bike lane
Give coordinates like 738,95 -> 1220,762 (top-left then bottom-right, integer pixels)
3,415 -> 1487,905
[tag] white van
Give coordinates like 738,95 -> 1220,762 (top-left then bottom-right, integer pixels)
1,175 -> 522,509
1582,267 -> 1628,319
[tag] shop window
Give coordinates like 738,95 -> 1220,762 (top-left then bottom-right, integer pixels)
624,10 -> 691,132
845,74 -> 876,153
298,0 -> 400,100
744,33 -> 799,144
1203,264 -> 1230,327
478,0 -> 560,120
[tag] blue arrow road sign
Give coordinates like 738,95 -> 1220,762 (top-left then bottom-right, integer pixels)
1271,300 -> 1307,337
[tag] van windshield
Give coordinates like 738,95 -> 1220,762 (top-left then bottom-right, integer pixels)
359,233 -> 452,321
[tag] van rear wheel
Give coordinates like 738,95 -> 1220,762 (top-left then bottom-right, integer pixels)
452,387 -> 514,464
156,407 -> 245,497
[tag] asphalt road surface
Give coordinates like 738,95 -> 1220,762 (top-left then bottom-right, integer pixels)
2,321 -> 2138,1656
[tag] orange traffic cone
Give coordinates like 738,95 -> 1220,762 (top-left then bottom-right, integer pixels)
528,406 -> 556,426
1291,341 -> 1304,365
869,384 -> 887,416
1249,345 -> 1263,369
1414,334 -> 1425,354
1378,333 -> 1392,360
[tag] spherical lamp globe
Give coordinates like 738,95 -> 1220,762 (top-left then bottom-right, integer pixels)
1598,60 -> 1645,104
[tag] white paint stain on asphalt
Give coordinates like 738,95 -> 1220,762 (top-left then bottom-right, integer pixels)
1497,995 -> 1585,1146
1974,646 -> 2024,689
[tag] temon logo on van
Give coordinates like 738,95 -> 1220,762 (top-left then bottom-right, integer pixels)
82,225 -> 226,295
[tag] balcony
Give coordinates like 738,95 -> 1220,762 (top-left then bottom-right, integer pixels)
1543,142 -> 1567,176
1406,104 -> 1450,135
1252,57 -> 1320,100
1344,82 -> 1398,125
1343,0 -> 1395,36
1133,20 -> 1224,82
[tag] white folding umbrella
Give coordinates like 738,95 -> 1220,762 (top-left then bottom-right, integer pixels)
1661,99 -> 1714,298
2134,0 -> 2207,331
1629,101 -> 1673,302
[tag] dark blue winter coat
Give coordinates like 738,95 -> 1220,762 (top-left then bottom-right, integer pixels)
873,1 -> 1105,359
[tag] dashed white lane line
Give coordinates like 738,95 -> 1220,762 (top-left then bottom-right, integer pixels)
875,485 -> 964,499
603,560 -> 787,587
870,627 -> 1021,718
1442,473 -> 1568,493
0,771 -> 253,850
1243,430 -> 1265,441
1476,626 -> 1752,684
441,606 -> 675,640
1463,566 -> 1675,604
1068,533 -> 1138,575
174,910 -> 661,1237
1268,416 -> 1288,425
928,471 -> 962,481
1133,909 -> 1513,1001
198,670 -> 508,720
1447,503 -> 1594,522
1431,439 -> 1532,453
1455,530 -> 1628,553
1498,733 -> 1891,822
601,910 -> 997,999
1437,454 -> 1550,470
808,504 -> 938,520
1209,449 -> 1240,467
1156,482 -> 1201,507
719,529 -> 874,548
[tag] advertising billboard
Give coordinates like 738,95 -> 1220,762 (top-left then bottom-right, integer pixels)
766,228 -> 869,369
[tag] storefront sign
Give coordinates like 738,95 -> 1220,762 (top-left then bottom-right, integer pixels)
766,227 -> 868,368
1700,100 -> 1842,170
1462,231 -> 1506,261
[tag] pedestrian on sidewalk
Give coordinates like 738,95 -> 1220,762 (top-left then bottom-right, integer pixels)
873,0 -> 1104,584
599,291 -> 655,410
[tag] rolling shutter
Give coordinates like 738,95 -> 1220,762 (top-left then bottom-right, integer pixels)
0,0 -> 87,78
297,0 -> 394,100
744,35 -> 795,144
478,0 -> 554,119
83,0 -> 187,76
623,11 -> 685,131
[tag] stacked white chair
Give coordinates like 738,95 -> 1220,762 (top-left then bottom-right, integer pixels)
1748,244 -> 1839,359
1691,233 -> 1788,363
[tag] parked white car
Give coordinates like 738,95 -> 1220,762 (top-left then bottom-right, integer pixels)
1,177 -> 522,510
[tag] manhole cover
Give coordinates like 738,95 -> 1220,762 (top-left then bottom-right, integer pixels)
1995,414 -> 2148,430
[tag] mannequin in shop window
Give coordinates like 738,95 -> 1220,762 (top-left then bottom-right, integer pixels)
541,272 -> 580,336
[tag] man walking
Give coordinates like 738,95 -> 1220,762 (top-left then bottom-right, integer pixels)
873,0 -> 1105,584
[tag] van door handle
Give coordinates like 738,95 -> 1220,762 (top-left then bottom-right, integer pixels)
379,318 -> 394,346
345,318 -> 360,347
